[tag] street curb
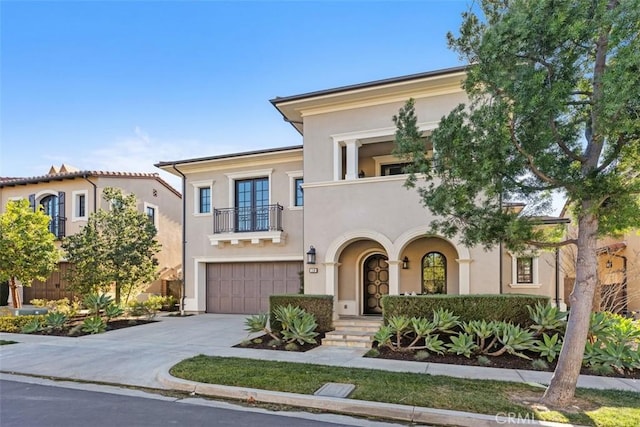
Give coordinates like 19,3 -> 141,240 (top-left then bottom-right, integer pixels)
157,370 -> 586,427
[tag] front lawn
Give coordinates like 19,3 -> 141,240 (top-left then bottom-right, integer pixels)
170,355 -> 640,427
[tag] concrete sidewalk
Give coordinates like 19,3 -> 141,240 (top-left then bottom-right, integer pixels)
1,313 -> 638,426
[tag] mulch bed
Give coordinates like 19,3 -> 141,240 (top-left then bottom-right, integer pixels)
234,333 -> 324,352
236,334 -> 640,379
370,345 -> 640,380
27,318 -> 157,337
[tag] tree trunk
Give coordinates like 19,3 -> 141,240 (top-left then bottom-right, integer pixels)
541,210 -> 598,407
9,276 -> 21,309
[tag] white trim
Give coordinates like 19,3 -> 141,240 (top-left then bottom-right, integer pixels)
71,190 -> 89,222
143,202 -> 159,230
509,253 -> 541,288
8,196 -> 23,201
225,168 -> 274,209
304,175 -> 407,189
207,230 -> 285,247
286,170 -> 304,209
34,190 -> 58,201
330,123 -> 438,143
190,180 -> 214,216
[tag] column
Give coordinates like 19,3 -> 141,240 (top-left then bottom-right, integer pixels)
456,258 -> 472,295
387,260 -> 401,296
324,262 -> 341,320
344,139 -> 361,180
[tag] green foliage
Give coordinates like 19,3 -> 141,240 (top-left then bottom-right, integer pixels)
269,294 -> 333,333
446,333 -> 478,358
81,316 -> 106,334
476,355 -> 492,367
583,312 -> 640,374
30,297 -> 81,317
21,317 -> 44,334
83,293 -> 113,314
423,334 -> 446,356
280,312 -> 319,345
284,342 -> 299,352
463,319 -> 499,353
488,324 -> 535,360
44,312 -> 68,331
0,315 -> 44,333
373,325 -> 393,349
63,187 -> 161,304
527,303 -> 567,335
245,313 -> 269,334
532,333 -> 563,363
382,294 -> 548,326
247,304 -> 320,346
432,308 -> 460,333
103,303 -> 124,322
387,315 -> 411,348
0,199 -> 61,307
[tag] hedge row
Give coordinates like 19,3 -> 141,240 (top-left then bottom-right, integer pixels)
382,294 -> 549,326
269,294 -> 333,333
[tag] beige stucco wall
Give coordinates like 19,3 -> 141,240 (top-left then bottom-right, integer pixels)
173,153 -> 304,312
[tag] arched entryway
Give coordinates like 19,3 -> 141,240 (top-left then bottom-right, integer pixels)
363,253 -> 389,314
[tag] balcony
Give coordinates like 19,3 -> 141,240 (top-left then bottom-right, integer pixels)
209,204 -> 285,247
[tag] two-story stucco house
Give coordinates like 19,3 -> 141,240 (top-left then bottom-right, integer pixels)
158,66 -> 565,316
0,165 -> 182,304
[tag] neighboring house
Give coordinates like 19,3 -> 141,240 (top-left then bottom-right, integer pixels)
0,164 -> 182,304
158,66 -> 566,316
562,227 -> 640,317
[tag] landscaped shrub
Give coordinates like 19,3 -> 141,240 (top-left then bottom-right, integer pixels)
382,294 -> 549,326
245,304 -> 319,345
269,294 -> 333,333
0,315 -> 45,333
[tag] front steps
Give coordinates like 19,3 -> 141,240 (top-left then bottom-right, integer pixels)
322,317 -> 383,348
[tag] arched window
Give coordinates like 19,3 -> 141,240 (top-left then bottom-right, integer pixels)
422,252 -> 446,294
40,194 -> 59,236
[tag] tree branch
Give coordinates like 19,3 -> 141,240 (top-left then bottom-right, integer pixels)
550,118 -> 586,163
508,117 -> 565,187
525,239 -> 578,249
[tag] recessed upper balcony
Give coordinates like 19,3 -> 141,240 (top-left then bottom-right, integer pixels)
209,204 -> 285,247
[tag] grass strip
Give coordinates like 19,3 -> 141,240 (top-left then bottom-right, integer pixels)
170,355 -> 640,427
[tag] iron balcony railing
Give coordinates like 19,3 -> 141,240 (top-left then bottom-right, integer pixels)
213,204 -> 283,234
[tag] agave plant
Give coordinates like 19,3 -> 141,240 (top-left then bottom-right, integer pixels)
21,317 -> 44,334
280,312 -> 318,345
527,302 -> 567,335
531,332 -> 562,362
81,316 -> 107,334
103,304 -> 124,323
83,293 -> 114,316
244,313 -> 279,340
44,312 -> 68,331
407,317 -> 436,349
273,305 -> 306,332
373,325 -> 394,349
487,323 -> 535,359
424,334 -> 446,355
432,308 -> 460,334
387,315 -> 411,349
446,333 -> 478,358
463,320 -> 499,353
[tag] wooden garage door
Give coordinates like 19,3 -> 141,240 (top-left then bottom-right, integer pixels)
206,261 -> 303,314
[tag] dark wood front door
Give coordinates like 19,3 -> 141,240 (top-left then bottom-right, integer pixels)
363,254 -> 389,315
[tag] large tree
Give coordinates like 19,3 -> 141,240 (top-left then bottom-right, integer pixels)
394,0 -> 639,407
63,187 -> 161,305
0,199 -> 60,308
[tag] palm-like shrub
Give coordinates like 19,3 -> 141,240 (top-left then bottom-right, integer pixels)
280,312 -> 319,345
527,302 -> 567,335
446,333 -> 478,358
531,333 -> 562,362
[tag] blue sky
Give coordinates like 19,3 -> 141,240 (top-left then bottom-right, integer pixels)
1,0 -> 471,190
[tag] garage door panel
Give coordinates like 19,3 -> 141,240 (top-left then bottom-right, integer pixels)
206,261 -> 303,314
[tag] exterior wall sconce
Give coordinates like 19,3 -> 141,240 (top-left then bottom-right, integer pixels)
402,256 -> 409,269
606,259 -> 613,269
306,246 -> 316,265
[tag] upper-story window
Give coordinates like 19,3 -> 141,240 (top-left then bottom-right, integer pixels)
235,177 -> 269,232
72,190 -> 88,221
32,191 -> 66,239
199,187 -> 211,214
294,178 -> 304,206
144,202 -> 159,230
190,180 -> 214,216
381,162 -> 411,176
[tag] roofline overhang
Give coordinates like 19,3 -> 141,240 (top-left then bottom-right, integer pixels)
155,145 -> 303,171
270,66 -> 469,135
